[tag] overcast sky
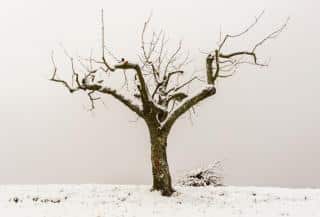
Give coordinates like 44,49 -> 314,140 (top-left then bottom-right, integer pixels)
0,0 -> 319,187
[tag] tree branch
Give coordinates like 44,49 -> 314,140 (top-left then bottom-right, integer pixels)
50,52 -> 80,93
161,85 -> 216,131
115,61 -> 150,108
218,10 -> 265,51
50,54 -> 144,117
82,80 -> 144,117
161,12 -> 288,129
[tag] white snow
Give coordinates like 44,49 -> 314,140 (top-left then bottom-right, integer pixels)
0,185 -> 319,217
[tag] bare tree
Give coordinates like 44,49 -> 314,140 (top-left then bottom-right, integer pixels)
50,10 -> 288,196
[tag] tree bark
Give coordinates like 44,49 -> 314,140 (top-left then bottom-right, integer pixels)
149,128 -> 174,196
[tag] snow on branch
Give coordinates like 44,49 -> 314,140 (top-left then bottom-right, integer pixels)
50,10 -> 288,127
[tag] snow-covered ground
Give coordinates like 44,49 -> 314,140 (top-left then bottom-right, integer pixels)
0,185 -> 319,217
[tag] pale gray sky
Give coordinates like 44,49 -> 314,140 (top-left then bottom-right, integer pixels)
0,0 -> 319,187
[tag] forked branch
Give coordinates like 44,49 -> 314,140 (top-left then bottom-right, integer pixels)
161,12 -> 288,130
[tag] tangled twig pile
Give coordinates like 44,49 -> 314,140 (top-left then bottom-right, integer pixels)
176,161 -> 223,187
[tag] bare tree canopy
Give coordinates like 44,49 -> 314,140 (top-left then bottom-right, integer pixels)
51,10 -> 288,196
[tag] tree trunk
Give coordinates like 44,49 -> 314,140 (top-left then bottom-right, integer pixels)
149,129 -> 175,196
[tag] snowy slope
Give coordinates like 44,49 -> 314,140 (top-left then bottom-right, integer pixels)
0,185 -> 319,217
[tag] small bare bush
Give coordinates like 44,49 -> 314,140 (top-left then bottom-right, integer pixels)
176,161 -> 223,187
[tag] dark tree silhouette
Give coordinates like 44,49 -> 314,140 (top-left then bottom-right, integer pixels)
50,10 -> 288,196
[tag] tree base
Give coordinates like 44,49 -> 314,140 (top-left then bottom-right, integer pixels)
151,186 -> 175,196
